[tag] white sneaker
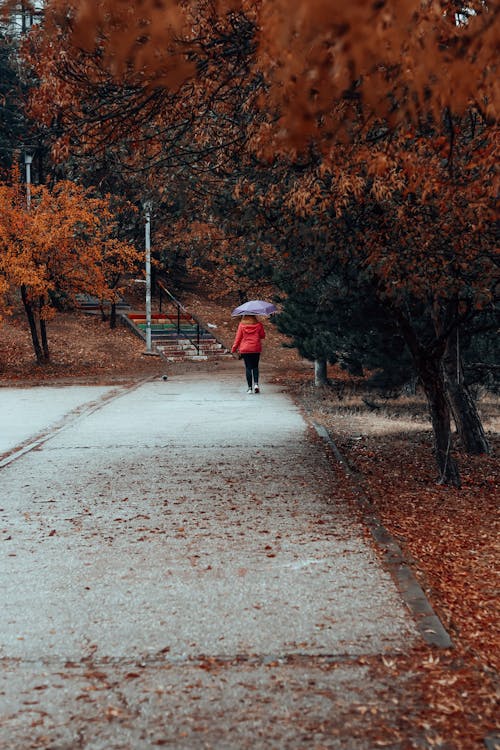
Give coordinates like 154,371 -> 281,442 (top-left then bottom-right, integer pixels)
254,384 -> 260,394
247,387 -> 253,394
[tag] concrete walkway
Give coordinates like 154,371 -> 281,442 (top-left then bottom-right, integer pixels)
0,372 -> 420,748
0,385 -> 115,457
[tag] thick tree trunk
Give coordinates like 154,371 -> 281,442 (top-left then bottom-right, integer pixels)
418,355 -> 461,487
393,306 -> 461,487
443,333 -> 490,455
314,359 -> 328,386
110,302 -> 117,329
21,285 -> 44,365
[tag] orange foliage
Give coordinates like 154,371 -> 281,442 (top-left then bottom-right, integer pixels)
21,3 -> 259,181
0,174 -> 141,359
255,1 -> 498,143
168,218 -> 276,301
0,179 -> 138,307
11,0 -> 498,148
239,119 -> 498,309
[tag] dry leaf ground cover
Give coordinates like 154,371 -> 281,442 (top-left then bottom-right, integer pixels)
291,379 -> 499,747
0,309 -> 166,384
0,300 -> 498,747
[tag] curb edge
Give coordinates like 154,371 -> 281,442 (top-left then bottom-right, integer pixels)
312,420 -> 453,650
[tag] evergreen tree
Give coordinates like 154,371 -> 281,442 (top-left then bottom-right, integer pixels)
274,270 -> 415,393
0,28 -> 27,172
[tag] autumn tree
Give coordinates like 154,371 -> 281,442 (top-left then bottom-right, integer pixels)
8,0 -> 495,132
0,171 -> 141,362
200,103 -> 496,486
21,5 -> 261,191
12,1 -> 268,324
3,0 -> 496,487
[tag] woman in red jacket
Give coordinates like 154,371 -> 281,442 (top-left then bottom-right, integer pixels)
231,314 -> 266,393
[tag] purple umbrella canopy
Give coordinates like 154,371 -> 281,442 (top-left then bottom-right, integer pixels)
231,300 -> 278,317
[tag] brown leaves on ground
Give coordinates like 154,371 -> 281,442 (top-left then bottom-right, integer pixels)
1,289 -> 498,747
295,379 -> 499,747
0,310 -> 164,384
341,431 -> 499,669
352,436 -> 499,747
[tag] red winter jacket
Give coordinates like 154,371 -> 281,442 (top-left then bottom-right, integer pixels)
232,321 -> 266,354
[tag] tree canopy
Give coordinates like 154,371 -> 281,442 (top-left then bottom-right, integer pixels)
0,0 -> 497,485
0,170 -> 141,362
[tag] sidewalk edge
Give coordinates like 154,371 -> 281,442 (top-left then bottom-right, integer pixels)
312,421 -> 453,650
0,377 -> 154,470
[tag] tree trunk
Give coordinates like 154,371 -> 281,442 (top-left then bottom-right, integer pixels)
443,332 -> 490,455
393,306 -> 461,487
40,319 -> 50,362
39,298 -> 50,362
418,355 -> 461,487
21,285 -> 44,365
110,302 -> 117,329
314,359 -> 328,386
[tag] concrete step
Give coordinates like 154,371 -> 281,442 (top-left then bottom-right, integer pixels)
124,307 -> 230,362
157,340 -> 196,353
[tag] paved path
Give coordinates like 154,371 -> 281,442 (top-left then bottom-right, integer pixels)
0,385 -> 115,457
0,372 -> 421,748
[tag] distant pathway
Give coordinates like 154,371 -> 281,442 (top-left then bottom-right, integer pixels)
1,373 -> 422,748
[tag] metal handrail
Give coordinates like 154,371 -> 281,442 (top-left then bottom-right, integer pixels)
157,279 -> 228,355
157,280 -> 201,352
157,280 -> 188,313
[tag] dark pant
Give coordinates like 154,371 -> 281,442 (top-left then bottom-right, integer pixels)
242,353 -> 260,388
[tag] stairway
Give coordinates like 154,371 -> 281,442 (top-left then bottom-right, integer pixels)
76,294 -> 130,312
123,311 -> 231,362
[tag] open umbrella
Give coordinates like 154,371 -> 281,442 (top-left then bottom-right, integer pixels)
231,300 -> 277,317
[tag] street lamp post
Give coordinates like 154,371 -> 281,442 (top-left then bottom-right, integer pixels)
24,153 -> 33,210
143,201 -> 152,353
